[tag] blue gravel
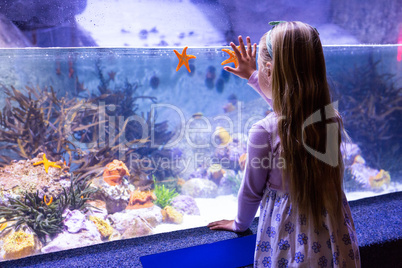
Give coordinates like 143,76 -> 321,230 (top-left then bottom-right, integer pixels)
1,192 -> 401,268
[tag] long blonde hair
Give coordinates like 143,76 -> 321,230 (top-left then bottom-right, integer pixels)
262,21 -> 344,227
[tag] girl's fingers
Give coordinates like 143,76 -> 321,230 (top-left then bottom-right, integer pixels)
207,220 -> 223,227
230,42 -> 242,59
246,36 -> 252,57
224,66 -> 237,74
208,220 -> 232,231
252,43 -> 257,58
238,36 -> 247,56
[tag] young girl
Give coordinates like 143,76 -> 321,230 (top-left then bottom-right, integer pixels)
208,21 -> 361,267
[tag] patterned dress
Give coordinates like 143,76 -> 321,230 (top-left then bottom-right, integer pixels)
232,71 -> 361,267
254,189 -> 360,267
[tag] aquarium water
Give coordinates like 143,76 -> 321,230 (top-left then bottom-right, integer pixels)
0,45 -> 400,260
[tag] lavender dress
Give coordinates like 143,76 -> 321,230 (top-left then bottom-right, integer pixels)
232,71 -> 361,267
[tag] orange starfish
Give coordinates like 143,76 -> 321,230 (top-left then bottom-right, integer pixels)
173,46 -> 196,72
221,46 -> 241,68
33,153 -> 61,173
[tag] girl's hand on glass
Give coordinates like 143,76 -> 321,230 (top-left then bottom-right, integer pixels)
224,36 -> 257,80
207,219 -> 235,232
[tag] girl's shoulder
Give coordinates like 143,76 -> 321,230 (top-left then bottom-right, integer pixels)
253,111 -> 278,134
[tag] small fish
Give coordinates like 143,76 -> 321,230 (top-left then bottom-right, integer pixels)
56,61 -> 61,75
68,60 -> 74,78
139,29 -> 148,40
150,27 -> 158,33
223,102 -> 236,113
187,64 -> 196,76
75,77 -> 86,94
108,71 -> 117,81
192,112 -> 203,119
206,66 -> 216,80
215,126 -> 232,145
170,148 -> 183,159
220,68 -> 230,82
227,93 -> 238,105
44,195 -> 53,206
150,75 -> 160,89
215,78 -> 225,93
205,66 -> 216,89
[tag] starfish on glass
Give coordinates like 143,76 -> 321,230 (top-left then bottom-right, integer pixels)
221,46 -> 241,68
33,153 -> 61,173
173,46 -> 196,72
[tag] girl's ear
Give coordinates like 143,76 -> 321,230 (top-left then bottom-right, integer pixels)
266,62 -> 272,77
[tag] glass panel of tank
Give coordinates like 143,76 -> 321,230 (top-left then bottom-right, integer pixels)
0,45 -> 400,260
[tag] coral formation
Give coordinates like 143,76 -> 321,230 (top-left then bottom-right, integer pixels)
161,206 -> 183,224
129,156 -> 154,190
368,169 -> 391,189
214,133 -> 247,171
170,195 -> 200,216
207,164 -> 226,183
0,217 -> 7,231
0,155 -> 70,206
0,85 -> 104,169
349,162 -> 391,190
90,174 -> 134,214
103,160 -> 130,186
121,216 -> 153,239
88,215 -> 114,239
63,209 -> 89,234
126,190 -> 157,209
177,178 -> 186,187
75,64 -> 176,183
2,231 -> 37,260
181,178 -> 218,198
353,155 -> 365,165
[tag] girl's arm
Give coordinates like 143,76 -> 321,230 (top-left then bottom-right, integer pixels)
208,124 -> 271,232
247,70 -> 273,107
233,124 -> 271,231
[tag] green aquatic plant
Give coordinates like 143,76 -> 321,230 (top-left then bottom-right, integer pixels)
0,191 -> 64,243
227,172 -> 243,196
153,176 -> 179,209
59,175 -> 98,213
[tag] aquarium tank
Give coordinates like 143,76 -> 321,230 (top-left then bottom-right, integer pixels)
0,0 -> 400,262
